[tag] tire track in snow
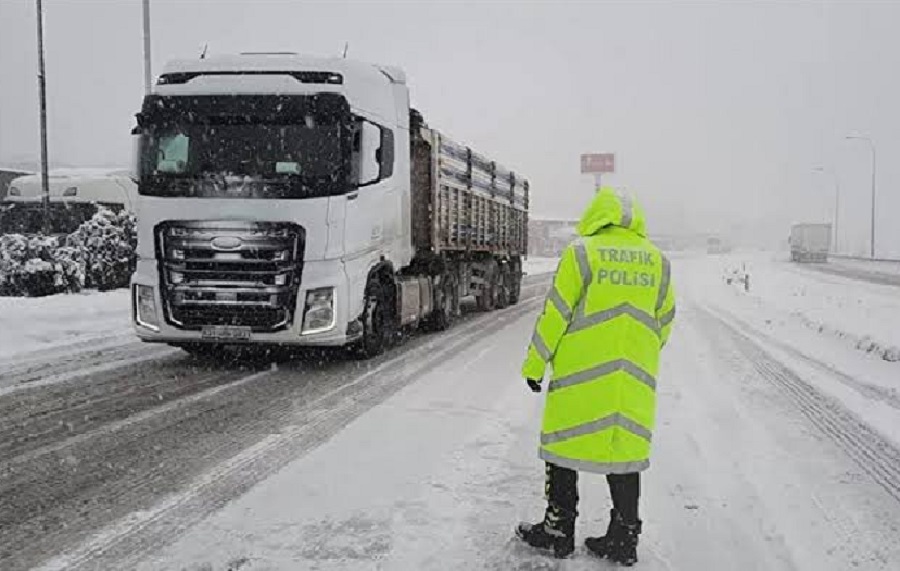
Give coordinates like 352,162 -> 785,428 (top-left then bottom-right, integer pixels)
0,358 -> 256,465
701,303 -> 900,411
1,278 -> 552,463
0,342 -> 176,397
0,275 -> 551,571
697,306 -> 900,505
33,294 -> 546,571
0,272 -> 550,396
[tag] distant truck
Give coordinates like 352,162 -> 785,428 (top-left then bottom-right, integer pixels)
0,171 -> 137,236
789,223 -> 831,262
130,53 -> 529,356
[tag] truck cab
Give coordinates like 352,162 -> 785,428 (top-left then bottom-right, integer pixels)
130,54 -> 412,348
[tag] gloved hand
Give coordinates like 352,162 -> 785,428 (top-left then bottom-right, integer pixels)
526,378 -> 542,393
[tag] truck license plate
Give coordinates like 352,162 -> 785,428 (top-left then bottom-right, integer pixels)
201,325 -> 252,342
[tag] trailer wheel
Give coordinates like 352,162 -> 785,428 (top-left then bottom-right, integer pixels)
355,279 -> 390,358
508,258 -> 522,305
428,272 -> 457,331
496,264 -> 511,309
476,260 -> 498,312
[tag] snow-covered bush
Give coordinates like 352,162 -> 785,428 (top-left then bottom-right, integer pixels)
0,234 -> 83,296
64,207 -> 137,291
0,206 -> 136,296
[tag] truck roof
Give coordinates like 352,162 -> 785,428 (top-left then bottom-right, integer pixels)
160,53 -> 406,85
154,53 -> 408,126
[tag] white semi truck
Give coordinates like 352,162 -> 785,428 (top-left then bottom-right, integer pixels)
130,54 -> 529,356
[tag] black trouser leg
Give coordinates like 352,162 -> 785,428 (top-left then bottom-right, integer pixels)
545,463 -> 578,525
606,472 -> 640,524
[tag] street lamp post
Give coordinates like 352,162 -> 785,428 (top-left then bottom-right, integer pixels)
35,0 -> 51,235
142,0 -> 152,94
845,135 -> 876,258
812,167 -> 840,253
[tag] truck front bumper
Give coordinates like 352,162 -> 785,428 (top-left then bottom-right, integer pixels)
131,257 -> 360,347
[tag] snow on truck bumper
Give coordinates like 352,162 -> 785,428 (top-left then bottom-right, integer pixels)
131,258 -> 357,347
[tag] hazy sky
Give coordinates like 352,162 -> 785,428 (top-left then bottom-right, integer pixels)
2,0 -> 900,255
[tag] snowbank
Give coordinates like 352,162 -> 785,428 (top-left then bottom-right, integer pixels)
0,289 -> 131,360
676,251 -> 900,448
831,257 -> 900,276
683,252 -> 900,363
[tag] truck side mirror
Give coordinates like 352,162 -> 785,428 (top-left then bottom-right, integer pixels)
129,130 -> 142,184
359,121 -> 382,186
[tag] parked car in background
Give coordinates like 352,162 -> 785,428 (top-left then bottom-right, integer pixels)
0,170 -> 136,236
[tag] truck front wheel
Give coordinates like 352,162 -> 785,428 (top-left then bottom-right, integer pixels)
355,279 -> 391,358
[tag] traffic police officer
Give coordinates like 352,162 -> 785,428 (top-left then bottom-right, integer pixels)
516,187 -> 676,565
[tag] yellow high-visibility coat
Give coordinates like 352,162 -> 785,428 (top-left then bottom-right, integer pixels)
523,187 -> 676,474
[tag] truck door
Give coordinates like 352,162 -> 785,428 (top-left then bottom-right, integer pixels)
344,120 -> 390,260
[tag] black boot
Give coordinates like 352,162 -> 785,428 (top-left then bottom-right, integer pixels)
584,508 -> 624,558
515,509 -> 575,559
607,520 -> 642,566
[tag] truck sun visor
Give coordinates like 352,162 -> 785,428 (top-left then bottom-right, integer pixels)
137,93 -> 351,127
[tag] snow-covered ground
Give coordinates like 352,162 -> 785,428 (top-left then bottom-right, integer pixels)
0,289 -> 131,360
9,251 -> 900,570
523,256 -> 558,276
682,252 -> 900,447
831,257 -> 900,276
123,253 -> 900,571
699,252 -> 900,361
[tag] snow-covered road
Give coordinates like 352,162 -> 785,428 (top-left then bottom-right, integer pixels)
4,254 -> 900,570
124,260 -> 900,571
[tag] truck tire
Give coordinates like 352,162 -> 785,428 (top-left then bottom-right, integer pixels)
476,260 -> 498,312
354,279 -> 391,358
496,264 -> 511,309
428,272 -> 457,331
508,259 -> 522,305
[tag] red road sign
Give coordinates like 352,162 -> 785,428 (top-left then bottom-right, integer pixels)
580,153 -> 615,174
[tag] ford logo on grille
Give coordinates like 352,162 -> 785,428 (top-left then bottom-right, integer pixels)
211,236 -> 243,250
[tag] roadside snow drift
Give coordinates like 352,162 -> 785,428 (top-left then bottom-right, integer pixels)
0,289 -> 130,360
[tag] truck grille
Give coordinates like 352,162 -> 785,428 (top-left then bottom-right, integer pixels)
156,221 -> 304,331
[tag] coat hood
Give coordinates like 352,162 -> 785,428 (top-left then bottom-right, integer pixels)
576,186 -> 648,237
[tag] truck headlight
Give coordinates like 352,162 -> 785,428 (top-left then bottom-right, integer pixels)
302,287 -> 335,334
134,284 -> 160,331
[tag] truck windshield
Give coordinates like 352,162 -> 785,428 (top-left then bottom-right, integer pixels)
137,94 -> 353,199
